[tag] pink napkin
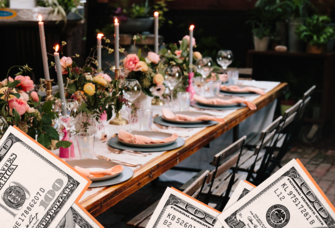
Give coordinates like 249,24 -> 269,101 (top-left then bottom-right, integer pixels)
220,85 -> 265,95
162,108 -> 225,123
193,94 -> 257,110
75,165 -> 124,178
118,129 -> 178,145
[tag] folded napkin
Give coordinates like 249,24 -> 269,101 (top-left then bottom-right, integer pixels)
75,165 -> 124,178
118,129 -> 178,145
220,85 -> 265,95
162,108 -> 225,123
193,94 -> 257,110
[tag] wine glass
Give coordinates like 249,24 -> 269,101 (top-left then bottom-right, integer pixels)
122,79 -> 142,131
196,57 -> 214,95
58,99 -> 79,133
217,50 -> 233,74
164,66 -> 182,106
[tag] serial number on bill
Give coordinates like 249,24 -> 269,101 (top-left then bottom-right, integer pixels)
162,214 -> 197,228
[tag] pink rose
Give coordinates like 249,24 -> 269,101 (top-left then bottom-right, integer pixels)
1,77 -> 14,86
123,54 -> 140,72
147,52 -> 160,64
180,35 -> 196,47
14,76 -> 34,92
8,98 -> 27,115
58,56 -> 73,74
30,91 -> 39,102
18,90 -> 29,102
96,73 -> 112,82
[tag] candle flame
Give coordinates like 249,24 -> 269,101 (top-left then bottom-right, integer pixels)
190,25 -> 195,30
114,18 -> 119,24
154,11 -> 159,17
97,33 -> 104,39
55,44 -> 59,52
38,15 -> 42,22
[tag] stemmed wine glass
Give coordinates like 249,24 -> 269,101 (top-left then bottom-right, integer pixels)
196,57 -> 214,95
217,50 -> 233,74
122,79 -> 142,131
57,99 -> 79,133
164,66 -> 182,106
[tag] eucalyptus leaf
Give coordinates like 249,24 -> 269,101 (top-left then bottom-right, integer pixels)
56,141 -> 72,148
42,100 -> 53,114
42,125 -> 59,140
180,38 -> 188,51
37,133 -> 51,149
12,108 -> 20,125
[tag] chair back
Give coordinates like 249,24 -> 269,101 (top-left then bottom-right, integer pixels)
303,85 -> 316,101
184,170 -> 210,198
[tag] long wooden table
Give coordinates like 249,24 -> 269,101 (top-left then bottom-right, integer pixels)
80,83 -> 287,217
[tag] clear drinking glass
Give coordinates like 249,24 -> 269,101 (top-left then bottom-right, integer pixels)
208,81 -> 221,96
196,57 -> 214,95
217,50 -> 233,74
76,132 -> 95,159
122,79 -> 142,131
177,92 -> 190,111
164,66 -> 182,105
138,109 -> 153,131
228,70 -> 239,85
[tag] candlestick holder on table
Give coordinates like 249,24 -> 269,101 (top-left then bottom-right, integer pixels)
45,79 -> 54,101
151,96 -> 165,106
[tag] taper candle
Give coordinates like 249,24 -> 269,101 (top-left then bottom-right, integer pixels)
97,33 -> 104,70
114,18 -> 119,70
189,25 -> 194,73
38,15 -> 50,80
154,11 -> 159,53
54,45 -> 67,115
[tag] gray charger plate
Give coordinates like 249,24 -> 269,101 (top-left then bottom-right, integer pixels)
108,136 -> 185,152
191,101 -> 246,111
220,85 -> 258,94
162,111 -> 215,124
154,116 -> 218,128
118,131 -> 177,148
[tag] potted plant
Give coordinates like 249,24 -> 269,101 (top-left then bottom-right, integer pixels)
247,6 -> 277,51
281,0 -> 312,52
296,15 -> 335,54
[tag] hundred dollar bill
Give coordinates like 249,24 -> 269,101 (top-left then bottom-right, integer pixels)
224,180 -> 255,210
56,203 -> 103,228
215,159 -> 335,228
146,187 -> 221,228
0,126 -> 90,228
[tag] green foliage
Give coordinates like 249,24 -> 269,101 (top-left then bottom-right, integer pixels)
281,0 -> 312,19
56,141 -> 72,148
296,15 -> 335,46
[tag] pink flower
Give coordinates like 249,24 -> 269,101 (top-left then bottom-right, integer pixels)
18,90 -> 29,102
147,52 -> 160,64
153,84 -> 165,97
8,98 -> 27,115
1,77 -> 14,86
123,54 -> 140,72
174,50 -> 182,57
96,72 -> 112,82
180,35 -> 196,47
58,56 -> 73,74
100,111 -> 107,121
30,91 -> 39,102
14,76 -> 34,92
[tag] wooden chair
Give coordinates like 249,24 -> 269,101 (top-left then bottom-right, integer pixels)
127,170 -> 211,227
236,117 -> 282,183
262,99 -> 304,178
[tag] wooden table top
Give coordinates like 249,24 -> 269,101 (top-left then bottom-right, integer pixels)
80,83 -> 287,217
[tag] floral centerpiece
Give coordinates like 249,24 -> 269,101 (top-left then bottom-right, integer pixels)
0,65 -> 69,149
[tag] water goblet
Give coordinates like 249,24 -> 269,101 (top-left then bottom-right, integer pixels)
196,57 -> 214,95
164,66 -> 182,106
217,50 -> 233,74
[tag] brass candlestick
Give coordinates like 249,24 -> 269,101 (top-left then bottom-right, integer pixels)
109,111 -> 128,125
151,96 -> 165,106
45,79 -> 54,101
114,69 -> 119,80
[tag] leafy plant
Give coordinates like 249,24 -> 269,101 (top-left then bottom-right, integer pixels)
281,0 -> 312,19
37,0 -> 80,21
296,15 -> 335,46
247,7 -> 277,39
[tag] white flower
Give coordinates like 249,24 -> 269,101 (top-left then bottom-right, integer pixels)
27,107 -> 35,113
85,73 -> 93,81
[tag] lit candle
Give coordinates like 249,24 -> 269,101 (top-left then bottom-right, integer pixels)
38,15 -> 50,80
54,44 -> 67,115
154,11 -> 159,53
114,18 -> 119,70
189,25 -> 194,73
97,33 -> 104,70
